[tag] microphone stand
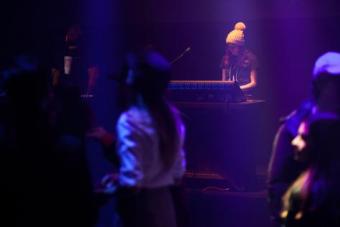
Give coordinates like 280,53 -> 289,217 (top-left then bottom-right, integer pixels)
171,47 -> 191,65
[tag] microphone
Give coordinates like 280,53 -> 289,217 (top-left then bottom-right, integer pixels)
171,46 -> 191,64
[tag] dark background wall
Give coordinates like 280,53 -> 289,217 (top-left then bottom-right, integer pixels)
2,0 -> 340,155
2,0 -> 340,107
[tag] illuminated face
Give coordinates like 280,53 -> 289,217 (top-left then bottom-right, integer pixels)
291,121 -> 309,153
227,44 -> 243,56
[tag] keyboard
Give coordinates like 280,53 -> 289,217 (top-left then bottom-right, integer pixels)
168,80 -> 246,103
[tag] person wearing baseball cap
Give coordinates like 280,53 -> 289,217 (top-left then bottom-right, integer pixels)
221,22 -> 258,92
312,52 -> 340,115
267,52 -> 340,227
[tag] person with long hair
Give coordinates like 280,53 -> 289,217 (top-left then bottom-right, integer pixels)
281,118 -> 340,227
90,50 -> 186,227
267,52 -> 340,226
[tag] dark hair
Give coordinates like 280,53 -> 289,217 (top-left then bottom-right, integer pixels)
125,51 -> 170,96
3,56 -> 53,153
222,48 -> 257,69
125,50 -> 180,170
282,119 -> 340,226
303,119 -> 340,214
307,119 -> 340,168
312,74 -> 340,100
4,55 -> 49,111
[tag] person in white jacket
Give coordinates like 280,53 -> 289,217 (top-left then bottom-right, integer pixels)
90,50 -> 186,227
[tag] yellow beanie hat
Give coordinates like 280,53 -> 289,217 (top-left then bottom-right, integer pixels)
226,22 -> 246,45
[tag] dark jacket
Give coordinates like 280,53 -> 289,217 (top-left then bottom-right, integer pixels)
267,100 -> 314,225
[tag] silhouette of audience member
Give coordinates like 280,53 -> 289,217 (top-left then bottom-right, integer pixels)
89,50 -> 186,227
281,118 -> 340,227
267,52 -> 340,226
51,24 -> 100,96
2,55 -> 97,226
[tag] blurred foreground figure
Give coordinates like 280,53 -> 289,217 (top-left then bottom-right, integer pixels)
89,50 -> 186,227
267,52 -> 340,226
1,55 -> 96,226
281,118 -> 340,227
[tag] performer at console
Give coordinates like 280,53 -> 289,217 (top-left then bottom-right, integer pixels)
220,22 -> 257,92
